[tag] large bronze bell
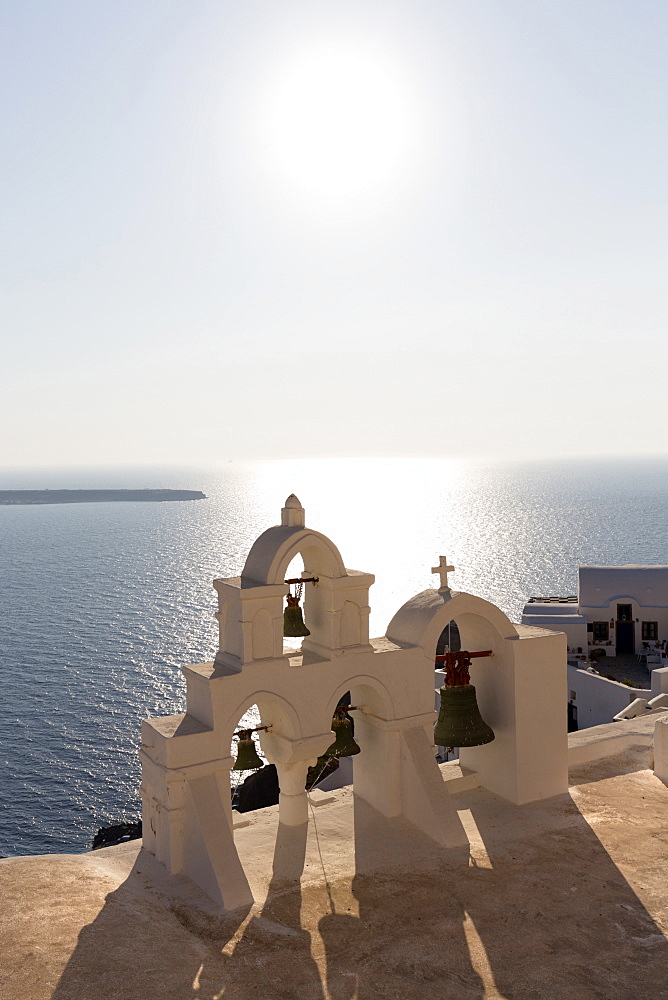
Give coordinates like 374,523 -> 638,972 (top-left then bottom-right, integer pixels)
283,594 -> 310,637
434,684 -> 495,749
232,730 -> 264,770
324,712 -> 361,758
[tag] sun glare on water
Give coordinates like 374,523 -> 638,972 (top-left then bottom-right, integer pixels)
261,44 -> 417,206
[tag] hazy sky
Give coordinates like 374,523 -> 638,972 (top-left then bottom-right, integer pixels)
2,0 -> 667,466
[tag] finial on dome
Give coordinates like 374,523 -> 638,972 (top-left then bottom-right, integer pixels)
281,493 -> 305,527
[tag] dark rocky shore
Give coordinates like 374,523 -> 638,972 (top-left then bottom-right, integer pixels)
0,489 -> 206,505
92,822 -> 142,850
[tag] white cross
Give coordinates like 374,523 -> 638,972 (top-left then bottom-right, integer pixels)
432,556 -> 455,591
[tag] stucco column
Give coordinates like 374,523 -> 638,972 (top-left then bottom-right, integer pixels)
275,759 -> 317,826
139,749 -> 187,873
351,712 -> 402,817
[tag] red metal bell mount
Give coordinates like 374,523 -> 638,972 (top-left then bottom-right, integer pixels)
434,649 -> 493,687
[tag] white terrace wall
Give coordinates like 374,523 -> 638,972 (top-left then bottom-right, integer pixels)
568,665 -> 646,730
568,663 -> 668,730
140,496 -> 568,912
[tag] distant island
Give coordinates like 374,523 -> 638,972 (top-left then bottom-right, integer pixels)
0,489 -> 206,505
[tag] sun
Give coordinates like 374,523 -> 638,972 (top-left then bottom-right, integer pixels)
260,43 -> 415,206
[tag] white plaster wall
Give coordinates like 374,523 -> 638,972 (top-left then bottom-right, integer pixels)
580,599 -> 668,650
461,626 -> 567,804
651,667 -> 668,697
567,665 -> 646,730
520,606 -> 588,652
529,619 -> 588,650
654,717 -> 668,785
579,566 -> 668,608
578,566 -> 668,651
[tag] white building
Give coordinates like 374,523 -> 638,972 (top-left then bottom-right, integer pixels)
522,565 -> 668,661
522,565 -> 668,731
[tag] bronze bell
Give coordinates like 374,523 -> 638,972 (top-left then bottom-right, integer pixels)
324,711 -> 361,758
434,684 -> 495,749
284,594 -> 310,637
306,755 -> 339,790
232,730 -> 264,771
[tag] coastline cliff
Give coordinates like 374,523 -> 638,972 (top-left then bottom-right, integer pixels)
0,489 -> 206,505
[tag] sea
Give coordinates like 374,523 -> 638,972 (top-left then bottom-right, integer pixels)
1,457 -> 667,858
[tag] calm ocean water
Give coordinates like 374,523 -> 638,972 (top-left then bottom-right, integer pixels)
1,457 -> 667,857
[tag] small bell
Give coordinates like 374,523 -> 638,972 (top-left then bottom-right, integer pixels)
283,590 -> 310,637
232,730 -> 264,771
324,710 -> 361,758
434,684 -> 495,749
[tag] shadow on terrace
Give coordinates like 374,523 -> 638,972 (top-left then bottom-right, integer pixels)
50,744 -> 668,1000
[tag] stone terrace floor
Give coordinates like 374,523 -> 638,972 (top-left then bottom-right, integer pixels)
2,729 -> 668,1000
587,651 -> 655,689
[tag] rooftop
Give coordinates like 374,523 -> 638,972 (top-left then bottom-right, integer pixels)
2,715 -> 667,1000
525,595 -> 578,604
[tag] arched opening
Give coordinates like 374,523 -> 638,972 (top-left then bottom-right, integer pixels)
230,703 -> 268,813
278,539 -> 342,585
434,619 -> 462,764
228,689 -> 338,820
242,525 -> 346,587
322,675 -> 394,734
434,621 -> 462,762
282,553 -> 312,653
313,675 -> 395,792
224,693 -> 299,825
436,619 -> 461,657
432,612 -> 499,764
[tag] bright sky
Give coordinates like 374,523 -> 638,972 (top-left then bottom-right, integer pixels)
2,0 -> 667,466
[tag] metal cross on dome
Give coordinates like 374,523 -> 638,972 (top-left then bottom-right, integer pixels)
432,556 -> 455,592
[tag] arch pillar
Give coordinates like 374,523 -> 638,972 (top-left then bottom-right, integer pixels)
275,760 -> 315,826
352,709 -> 468,848
182,756 -> 254,911
260,729 -> 334,828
